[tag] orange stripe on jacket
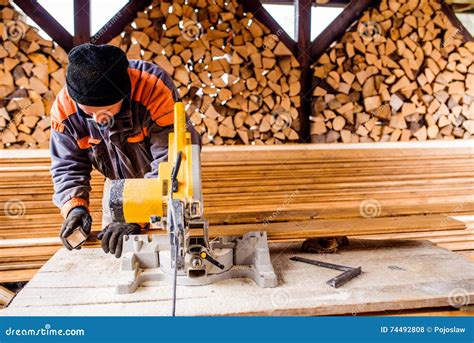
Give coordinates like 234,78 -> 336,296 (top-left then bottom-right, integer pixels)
51,119 -> 65,133
77,136 -> 101,149
127,130 -> 146,143
128,68 -> 175,127
51,87 -> 78,124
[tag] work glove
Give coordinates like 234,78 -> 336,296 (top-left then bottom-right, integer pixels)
60,206 -> 92,250
97,223 -> 141,258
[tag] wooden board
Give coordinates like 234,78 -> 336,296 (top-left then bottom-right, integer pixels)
2,239 -> 473,316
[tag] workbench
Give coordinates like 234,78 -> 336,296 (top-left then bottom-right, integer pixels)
1,239 -> 473,316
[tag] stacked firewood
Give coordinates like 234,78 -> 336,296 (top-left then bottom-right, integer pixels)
107,0 -> 301,145
0,1 -> 68,149
311,0 -> 474,143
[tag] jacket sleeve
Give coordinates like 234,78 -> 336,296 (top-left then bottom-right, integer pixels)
50,128 -> 92,218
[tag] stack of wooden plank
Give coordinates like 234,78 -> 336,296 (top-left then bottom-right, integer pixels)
0,140 -> 473,282
311,0 -> 474,143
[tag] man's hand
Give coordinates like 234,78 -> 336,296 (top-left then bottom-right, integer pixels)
97,223 -> 141,258
60,207 -> 92,250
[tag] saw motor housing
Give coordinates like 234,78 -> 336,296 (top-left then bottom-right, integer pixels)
106,102 -> 277,293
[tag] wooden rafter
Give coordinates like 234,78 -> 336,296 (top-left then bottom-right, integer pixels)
445,0 -> 474,12
441,1 -> 473,41
13,0 -> 74,51
73,0 -> 91,46
262,0 -> 348,6
238,0 -> 297,55
91,0 -> 152,45
310,0 -> 377,61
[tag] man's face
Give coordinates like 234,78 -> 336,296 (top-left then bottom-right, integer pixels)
77,100 -> 123,128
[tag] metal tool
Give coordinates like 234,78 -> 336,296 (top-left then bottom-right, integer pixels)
105,102 -> 277,315
290,256 -> 361,288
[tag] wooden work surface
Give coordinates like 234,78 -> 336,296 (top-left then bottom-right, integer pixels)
1,239 -> 473,316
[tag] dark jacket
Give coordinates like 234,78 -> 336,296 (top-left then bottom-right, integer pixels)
50,59 -> 200,218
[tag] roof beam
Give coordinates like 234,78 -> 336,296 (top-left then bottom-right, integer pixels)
262,0 -> 349,6
441,1 -> 473,42
13,0 -> 74,51
238,0 -> 297,55
91,0 -> 152,45
310,0 -> 376,61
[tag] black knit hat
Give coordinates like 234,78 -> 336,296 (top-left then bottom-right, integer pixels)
66,44 -> 131,106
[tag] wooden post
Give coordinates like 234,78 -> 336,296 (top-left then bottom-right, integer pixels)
295,0 -> 312,141
73,0 -> 91,46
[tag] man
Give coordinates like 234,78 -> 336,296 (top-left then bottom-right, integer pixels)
50,43 -> 199,257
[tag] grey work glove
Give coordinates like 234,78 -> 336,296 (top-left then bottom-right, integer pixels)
97,223 -> 141,258
60,206 -> 92,250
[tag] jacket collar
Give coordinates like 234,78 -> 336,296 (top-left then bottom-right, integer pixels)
110,95 -> 133,134
75,95 -> 133,136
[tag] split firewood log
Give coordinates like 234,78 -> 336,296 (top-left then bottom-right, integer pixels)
311,0 -> 473,143
0,2 -> 67,149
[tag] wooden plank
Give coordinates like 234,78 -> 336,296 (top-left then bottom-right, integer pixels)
0,269 -> 38,283
1,240 -> 473,316
0,286 -> 15,308
204,215 -> 466,239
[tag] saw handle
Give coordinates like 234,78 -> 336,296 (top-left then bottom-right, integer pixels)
171,151 -> 182,193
